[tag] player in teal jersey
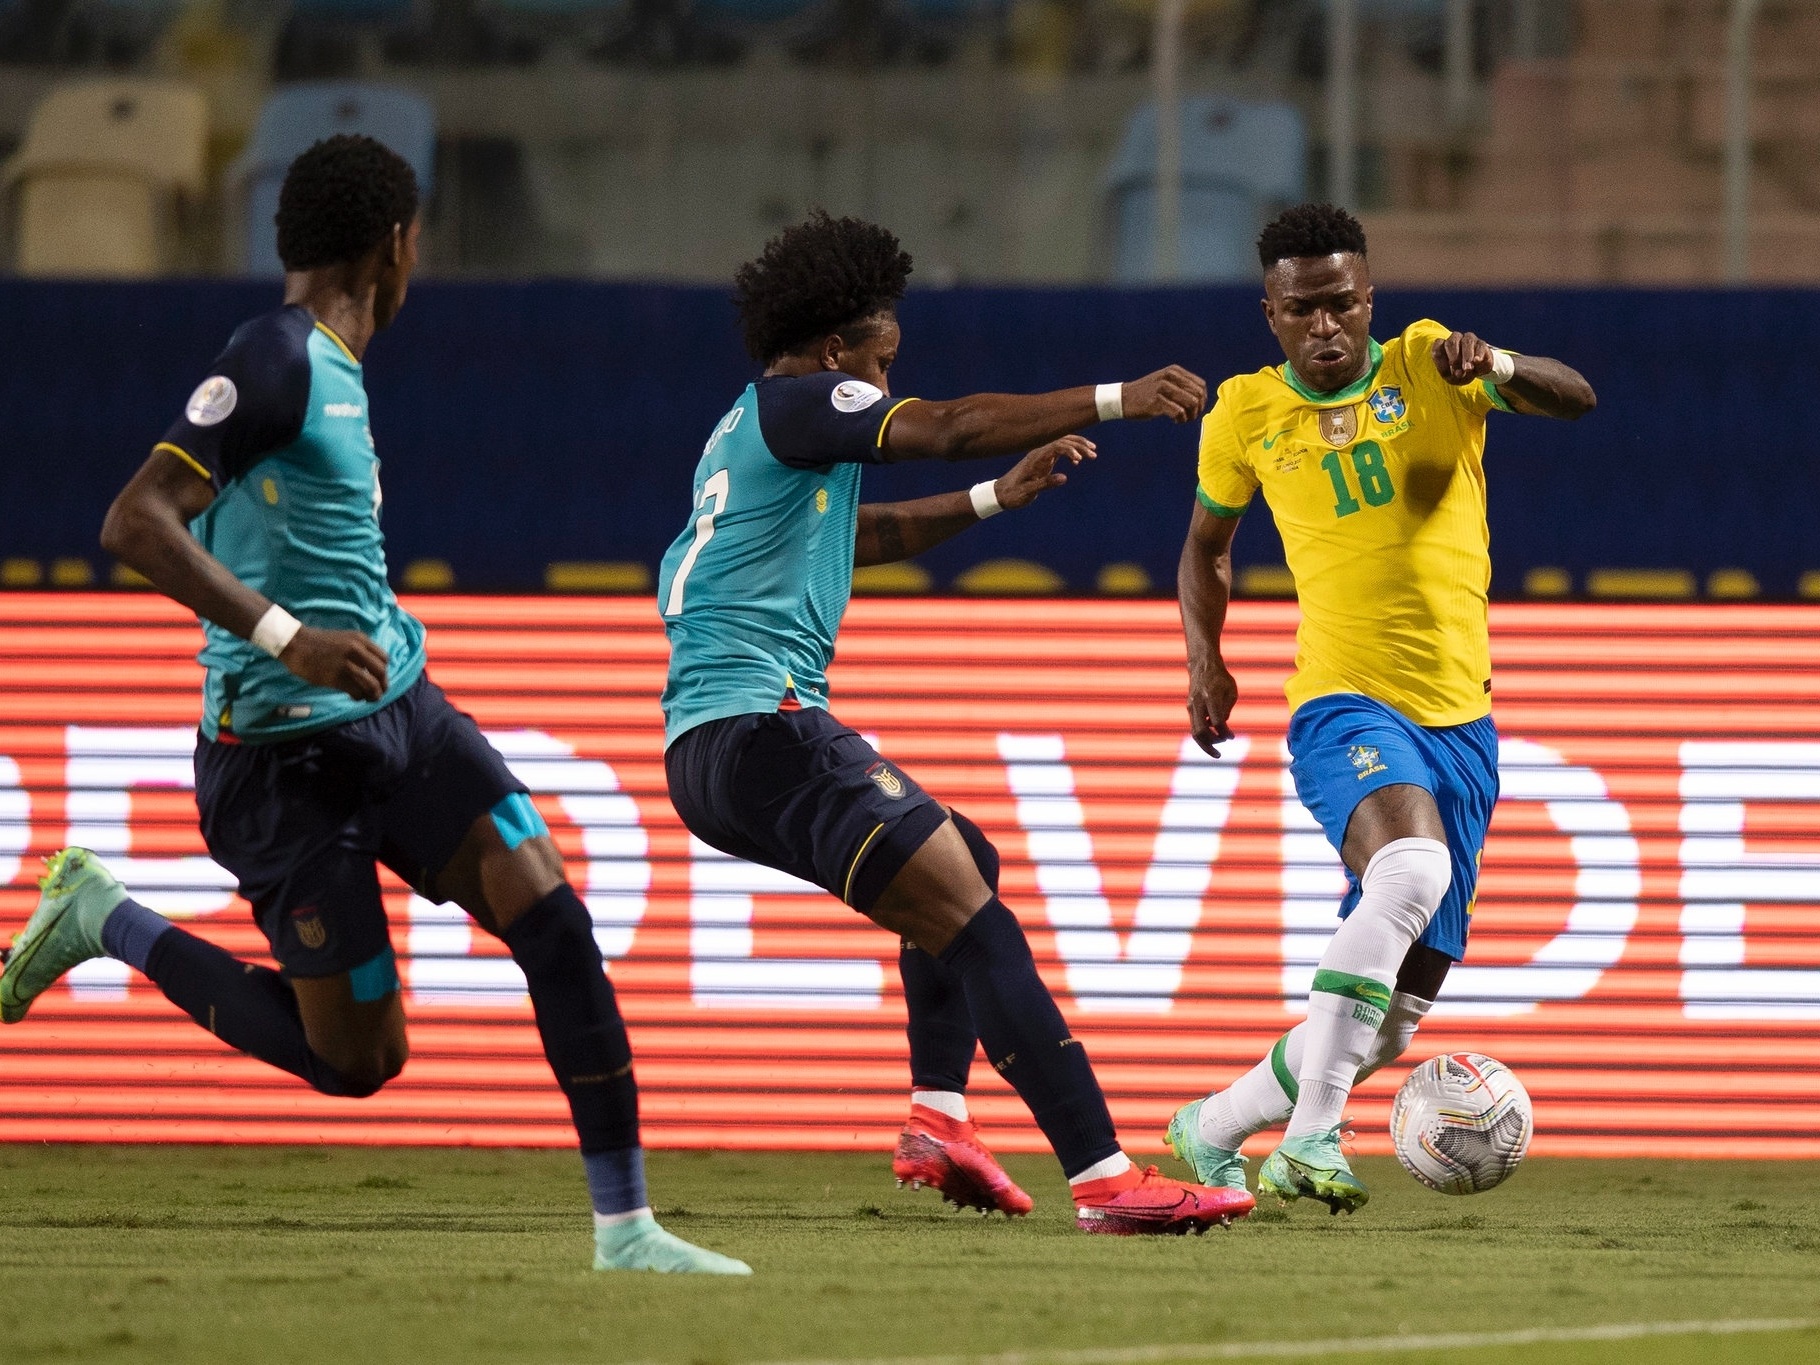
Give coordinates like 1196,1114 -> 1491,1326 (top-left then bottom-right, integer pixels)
0,136 -> 745,1274
662,212 -> 1255,1235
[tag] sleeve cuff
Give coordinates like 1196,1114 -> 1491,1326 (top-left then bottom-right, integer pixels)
1483,379 -> 1515,413
153,442 -> 214,483
875,396 -> 920,447
1196,486 -> 1249,517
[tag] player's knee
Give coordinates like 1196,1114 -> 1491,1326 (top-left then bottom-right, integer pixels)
501,882 -> 604,981
1360,836 -> 1452,938
947,808 -> 1000,893
307,1039 -> 407,1098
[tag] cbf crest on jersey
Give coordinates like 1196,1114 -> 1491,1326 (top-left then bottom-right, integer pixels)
1367,386 -> 1406,423
1318,405 -> 1359,447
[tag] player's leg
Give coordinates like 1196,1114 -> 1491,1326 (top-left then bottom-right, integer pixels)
381,682 -> 748,1275
2,733 -> 408,1098
889,809 -> 1032,1215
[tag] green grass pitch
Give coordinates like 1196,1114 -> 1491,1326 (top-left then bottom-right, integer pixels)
2,1147 -> 1818,1364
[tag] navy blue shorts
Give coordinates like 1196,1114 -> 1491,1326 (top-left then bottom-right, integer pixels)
666,707 -> 950,911
1287,692 -> 1500,962
194,673 -> 526,980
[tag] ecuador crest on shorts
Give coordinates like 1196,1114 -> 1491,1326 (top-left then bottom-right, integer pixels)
292,908 -> 329,950
866,761 -> 906,799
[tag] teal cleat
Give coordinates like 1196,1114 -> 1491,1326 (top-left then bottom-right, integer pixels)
593,1212 -> 752,1275
0,848 -> 128,1025
1162,1098 -> 1248,1191
1257,1126 -> 1369,1215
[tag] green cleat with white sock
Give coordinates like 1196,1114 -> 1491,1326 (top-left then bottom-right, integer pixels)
1257,1125 -> 1369,1215
0,848 -> 128,1025
593,1212 -> 752,1275
1163,1099 -> 1248,1191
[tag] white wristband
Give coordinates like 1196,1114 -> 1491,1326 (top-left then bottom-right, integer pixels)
1094,382 -> 1124,422
969,480 -> 1004,520
250,604 -> 302,659
1487,348 -> 1515,384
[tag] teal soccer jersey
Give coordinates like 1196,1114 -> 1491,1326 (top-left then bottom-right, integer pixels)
658,372 -> 910,746
157,306 -> 426,742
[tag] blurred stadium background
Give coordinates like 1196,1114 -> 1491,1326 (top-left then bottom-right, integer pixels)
4,1 -> 1820,1166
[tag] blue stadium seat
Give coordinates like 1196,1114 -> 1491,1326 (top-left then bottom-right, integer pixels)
691,0 -> 819,22
232,84 -> 436,277
288,0 -> 417,17
1105,97 -> 1305,283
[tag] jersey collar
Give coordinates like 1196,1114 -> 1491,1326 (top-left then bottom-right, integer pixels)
1279,337 -> 1383,405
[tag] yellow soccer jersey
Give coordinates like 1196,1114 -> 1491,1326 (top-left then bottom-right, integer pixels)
1196,317 -> 1512,727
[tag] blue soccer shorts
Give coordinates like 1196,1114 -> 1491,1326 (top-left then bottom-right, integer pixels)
1286,692 -> 1500,962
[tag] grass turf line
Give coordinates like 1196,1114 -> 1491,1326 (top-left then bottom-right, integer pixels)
0,1147 -> 1817,1364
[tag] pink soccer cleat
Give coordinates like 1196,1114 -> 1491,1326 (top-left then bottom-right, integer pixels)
891,1105 -> 1034,1217
1071,1162 -> 1255,1235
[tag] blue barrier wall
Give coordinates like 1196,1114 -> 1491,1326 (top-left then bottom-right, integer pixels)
1,280 -> 1810,594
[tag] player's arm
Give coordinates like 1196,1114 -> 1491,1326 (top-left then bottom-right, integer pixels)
854,436 -> 1091,567
101,323 -> 390,702
879,365 -> 1206,462
1431,331 -> 1596,420
1179,503 -> 1241,758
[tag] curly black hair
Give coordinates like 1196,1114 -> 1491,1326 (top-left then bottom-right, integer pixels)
276,134 -> 420,272
733,211 -> 914,364
1257,203 -> 1368,269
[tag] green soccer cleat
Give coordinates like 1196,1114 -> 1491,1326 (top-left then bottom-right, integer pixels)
1257,1126 -> 1369,1215
1163,1098 -> 1249,1191
593,1212 -> 752,1275
0,848 -> 128,1025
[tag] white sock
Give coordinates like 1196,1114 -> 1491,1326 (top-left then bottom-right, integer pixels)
1199,1026 -> 1304,1149
1285,837 -> 1450,1139
1357,990 -> 1433,1082
910,1089 -> 969,1121
593,1207 -> 653,1230
1067,1151 -> 1133,1186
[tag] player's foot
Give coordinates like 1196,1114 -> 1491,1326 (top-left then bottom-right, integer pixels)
0,848 -> 127,1024
1071,1162 -> 1254,1235
593,1212 -> 752,1275
1163,1098 -> 1249,1191
1257,1126 -> 1369,1215
892,1104 -> 1034,1217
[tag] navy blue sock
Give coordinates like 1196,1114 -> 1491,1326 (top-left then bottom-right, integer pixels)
500,883 -> 643,1212
142,924 -> 376,1097
937,899 -> 1121,1178
100,897 -> 172,972
583,1147 -> 649,1218
899,942 -> 976,1093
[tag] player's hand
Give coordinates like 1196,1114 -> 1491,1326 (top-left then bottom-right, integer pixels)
1118,366 -> 1208,424
1432,331 -> 1497,386
279,627 -> 390,702
995,436 -> 1096,510
1186,658 -> 1238,758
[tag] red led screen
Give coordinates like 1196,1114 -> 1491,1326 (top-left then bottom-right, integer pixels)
3,594 -> 1819,1159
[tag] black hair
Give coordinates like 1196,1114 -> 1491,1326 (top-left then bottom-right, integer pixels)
733,211 -> 913,364
275,134 -> 420,272
1257,203 -> 1368,269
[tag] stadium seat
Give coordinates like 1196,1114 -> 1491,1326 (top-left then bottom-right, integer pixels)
289,0 -> 416,16
1706,568 -> 1759,600
1235,563 -> 1294,597
401,559 -> 456,590
231,83 -> 437,276
954,559 -> 1063,594
1105,97 -> 1305,283
1523,566 -> 1572,598
1800,571 -> 1820,601
1,559 -> 41,588
1585,568 -> 1695,600
2,78 -> 206,278
1095,562 -> 1152,595
50,558 -> 94,587
545,561 -> 652,592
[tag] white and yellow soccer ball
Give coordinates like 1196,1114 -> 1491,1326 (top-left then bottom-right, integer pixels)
1390,1052 -> 1533,1195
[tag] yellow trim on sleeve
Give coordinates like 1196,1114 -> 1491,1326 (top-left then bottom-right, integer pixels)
875,396 -> 920,448
843,822 -> 888,904
153,442 -> 213,483
313,320 -> 359,365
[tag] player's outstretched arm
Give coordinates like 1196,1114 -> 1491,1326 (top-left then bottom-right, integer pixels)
1179,503 -> 1242,758
1431,331 -> 1596,420
880,366 -> 1207,463
854,437 -> 1092,567
101,450 -> 391,702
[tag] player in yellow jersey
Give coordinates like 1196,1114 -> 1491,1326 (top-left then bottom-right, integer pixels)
1162,204 -> 1595,1213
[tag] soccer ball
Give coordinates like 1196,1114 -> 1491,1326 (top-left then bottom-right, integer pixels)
1390,1052 -> 1533,1195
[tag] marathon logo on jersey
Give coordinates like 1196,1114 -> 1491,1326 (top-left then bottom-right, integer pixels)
292,908 -> 329,951
830,380 -> 885,414
185,376 -> 238,426
1349,744 -> 1387,780
1318,404 -> 1358,447
866,760 -> 906,799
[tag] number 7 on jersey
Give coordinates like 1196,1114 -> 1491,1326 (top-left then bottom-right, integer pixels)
664,468 -> 729,616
